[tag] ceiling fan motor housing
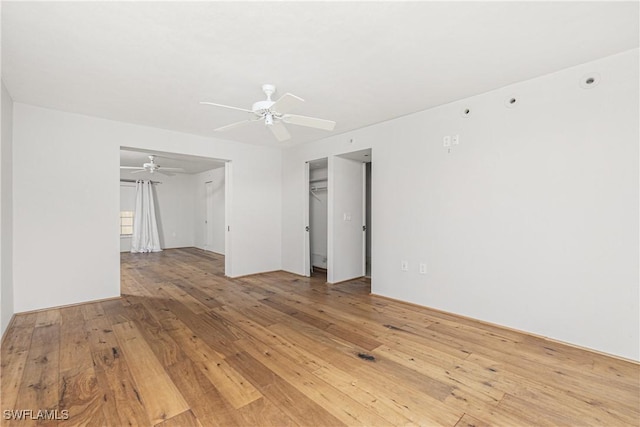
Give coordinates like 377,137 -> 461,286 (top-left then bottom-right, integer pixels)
252,84 -> 281,125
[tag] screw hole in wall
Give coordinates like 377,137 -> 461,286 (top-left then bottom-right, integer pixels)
460,107 -> 472,118
580,72 -> 600,89
504,96 -> 519,109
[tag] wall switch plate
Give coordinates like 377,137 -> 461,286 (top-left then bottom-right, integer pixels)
452,134 -> 459,145
419,263 -> 427,274
443,136 -> 451,147
343,213 -> 352,221
401,261 -> 409,271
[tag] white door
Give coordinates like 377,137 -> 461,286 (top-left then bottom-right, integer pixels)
329,156 -> 365,283
303,161 -> 311,277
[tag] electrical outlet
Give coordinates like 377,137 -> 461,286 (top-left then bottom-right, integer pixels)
452,134 -> 459,145
401,261 -> 409,271
419,263 -> 427,274
443,136 -> 451,147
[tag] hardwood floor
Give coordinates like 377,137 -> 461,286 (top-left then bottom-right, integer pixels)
1,248 -> 638,426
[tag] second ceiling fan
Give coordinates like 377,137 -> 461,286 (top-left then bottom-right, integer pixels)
201,84 -> 336,142
120,155 -> 183,176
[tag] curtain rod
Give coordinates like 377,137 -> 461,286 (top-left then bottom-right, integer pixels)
120,179 -> 162,184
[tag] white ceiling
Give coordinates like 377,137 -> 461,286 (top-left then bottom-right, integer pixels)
120,148 -> 225,175
3,2 -> 638,146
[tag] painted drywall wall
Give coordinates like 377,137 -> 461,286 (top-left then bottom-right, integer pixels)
119,171 -> 197,252
282,49 -> 639,360
1,81 -> 14,336
309,167 -> 328,268
12,104 -> 282,312
194,167 -> 226,254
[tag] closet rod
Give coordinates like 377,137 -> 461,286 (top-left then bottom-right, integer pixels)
120,179 -> 162,184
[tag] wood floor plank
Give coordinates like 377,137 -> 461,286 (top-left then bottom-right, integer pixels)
12,325 -> 60,427
59,306 -> 94,377
84,316 -> 119,354
58,366 -> 106,426
112,321 -> 189,424
91,348 -> 154,427
1,349 -> 30,412
156,283 -> 211,315
164,357 -> 244,427
1,248 -> 638,426
154,409 -> 203,427
117,301 -> 186,368
236,337 -> 394,426
170,278 -> 224,311
235,397 -> 300,427
372,344 -> 505,412
81,302 -> 106,321
162,316 -> 262,409
226,350 -> 347,427
161,297 -> 246,357
35,310 -> 61,328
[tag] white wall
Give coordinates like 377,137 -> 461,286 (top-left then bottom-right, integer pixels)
194,167 -> 226,254
12,104 -> 282,312
282,49 -> 639,360
1,81 -> 14,336
119,170 -> 197,252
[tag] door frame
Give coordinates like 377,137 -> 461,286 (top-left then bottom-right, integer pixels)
224,161 -> 232,277
303,161 -> 311,277
361,162 -> 367,277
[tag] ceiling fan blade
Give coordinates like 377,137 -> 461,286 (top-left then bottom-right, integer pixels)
282,114 -> 336,131
155,170 -> 175,176
120,166 -> 144,170
158,167 -> 184,171
200,101 -> 253,114
268,121 -> 291,142
130,169 -> 148,174
271,93 -> 304,114
215,118 -> 260,132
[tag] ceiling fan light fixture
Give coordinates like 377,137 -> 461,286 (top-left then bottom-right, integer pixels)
201,84 -> 336,142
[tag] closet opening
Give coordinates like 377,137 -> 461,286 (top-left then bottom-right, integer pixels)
306,158 -> 329,279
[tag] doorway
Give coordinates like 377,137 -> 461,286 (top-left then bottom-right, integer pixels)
303,149 -> 371,283
119,148 -> 232,278
307,158 -> 329,277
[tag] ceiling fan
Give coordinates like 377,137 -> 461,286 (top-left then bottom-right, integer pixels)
200,84 -> 336,142
120,155 -> 183,176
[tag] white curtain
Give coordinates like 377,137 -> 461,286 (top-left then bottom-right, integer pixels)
130,180 -> 162,253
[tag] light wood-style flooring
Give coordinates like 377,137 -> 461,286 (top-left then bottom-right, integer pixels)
1,248 -> 639,426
